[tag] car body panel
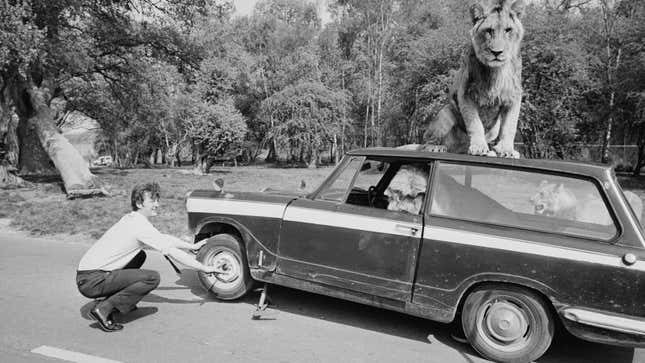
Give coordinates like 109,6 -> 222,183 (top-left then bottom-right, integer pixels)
187,191 -> 296,269
277,198 -> 422,300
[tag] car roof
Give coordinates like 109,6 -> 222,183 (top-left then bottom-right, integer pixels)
347,148 -> 612,178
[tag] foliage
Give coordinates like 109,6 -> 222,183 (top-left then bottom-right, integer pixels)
3,0 -> 645,175
186,98 -> 248,161
518,5 -> 592,159
0,1 -> 44,76
260,81 -> 351,166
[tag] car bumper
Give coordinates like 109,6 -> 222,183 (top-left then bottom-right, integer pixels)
561,307 -> 645,348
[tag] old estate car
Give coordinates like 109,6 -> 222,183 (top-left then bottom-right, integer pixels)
185,148 -> 645,362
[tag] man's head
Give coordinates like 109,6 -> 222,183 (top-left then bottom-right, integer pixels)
131,182 -> 161,217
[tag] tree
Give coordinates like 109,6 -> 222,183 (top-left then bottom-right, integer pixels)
0,0 -> 207,195
577,0 -> 643,163
331,0 -> 398,147
260,81 -> 351,168
388,0 -> 467,145
518,5 -> 592,159
234,0 -> 321,161
186,98 -> 248,174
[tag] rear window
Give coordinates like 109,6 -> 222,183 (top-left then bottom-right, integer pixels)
430,163 -> 617,241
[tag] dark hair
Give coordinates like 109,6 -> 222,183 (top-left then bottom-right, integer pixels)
131,182 -> 161,211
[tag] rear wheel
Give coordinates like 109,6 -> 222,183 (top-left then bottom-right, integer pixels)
462,285 -> 554,363
196,234 -> 253,300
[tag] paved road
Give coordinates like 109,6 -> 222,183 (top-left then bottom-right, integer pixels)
0,232 -> 643,363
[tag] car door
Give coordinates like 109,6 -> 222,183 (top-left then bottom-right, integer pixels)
276,156 -> 428,301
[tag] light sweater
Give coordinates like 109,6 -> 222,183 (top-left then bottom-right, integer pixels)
78,211 -> 177,271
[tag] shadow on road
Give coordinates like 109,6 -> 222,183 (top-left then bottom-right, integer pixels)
538,331 -> 635,363
170,270 -> 259,305
154,270 -> 640,363
80,301 -> 159,329
115,307 -> 158,323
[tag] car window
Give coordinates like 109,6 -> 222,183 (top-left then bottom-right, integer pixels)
382,163 -> 430,214
342,158 -> 430,215
353,160 -> 389,191
316,157 -> 363,202
431,163 -> 617,240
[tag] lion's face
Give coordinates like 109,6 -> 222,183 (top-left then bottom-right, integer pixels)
529,181 -> 576,217
470,0 -> 525,68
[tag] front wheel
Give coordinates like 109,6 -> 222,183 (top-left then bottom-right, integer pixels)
196,234 -> 253,300
462,285 -> 554,363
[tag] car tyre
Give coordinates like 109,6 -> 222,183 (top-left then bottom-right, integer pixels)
196,233 -> 253,300
462,285 -> 554,363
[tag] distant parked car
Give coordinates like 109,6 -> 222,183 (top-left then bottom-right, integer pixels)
185,147 -> 645,363
91,155 -> 113,166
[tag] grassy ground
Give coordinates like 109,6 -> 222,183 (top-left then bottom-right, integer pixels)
0,165 -> 332,241
1,165 -> 644,242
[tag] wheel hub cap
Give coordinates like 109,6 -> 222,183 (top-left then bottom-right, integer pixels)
210,251 -> 240,284
485,301 -> 528,342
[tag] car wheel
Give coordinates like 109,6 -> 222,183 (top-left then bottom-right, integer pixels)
462,285 -> 554,363
196,233 -> 253,300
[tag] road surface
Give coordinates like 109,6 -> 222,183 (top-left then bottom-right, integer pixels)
0,232 -> 642,363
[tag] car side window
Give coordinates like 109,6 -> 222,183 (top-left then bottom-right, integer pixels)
316,157 -> 363,202
343,158 -> 429,214
430,163 -> 617,240
382,163 -> 429,214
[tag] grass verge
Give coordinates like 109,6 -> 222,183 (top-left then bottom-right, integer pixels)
0,165 -> 332,241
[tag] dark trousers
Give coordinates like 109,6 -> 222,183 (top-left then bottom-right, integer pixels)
76,251 -> 160,314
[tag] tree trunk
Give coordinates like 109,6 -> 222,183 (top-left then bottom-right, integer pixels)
600,90 -> 615,164
17,109 -> 57,175
0,164 -> 25,188
20,87 -> 104,198
174,144 -> 181,167
634,124 -> 645,176
193,155 -> 213,175
192,144 -> 212,175
266,142 -> 276,163
308,148 -> 318,169
599,3 -> 621,164
634,146 -> 644,177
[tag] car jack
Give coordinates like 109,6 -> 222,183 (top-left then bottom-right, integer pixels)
252,283 -> 277,320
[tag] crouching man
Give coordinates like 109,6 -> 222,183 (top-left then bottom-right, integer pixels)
76,182 -> 221,332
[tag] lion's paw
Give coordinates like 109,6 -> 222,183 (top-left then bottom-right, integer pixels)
493,145 -> 520,158
468,142 -> 494,156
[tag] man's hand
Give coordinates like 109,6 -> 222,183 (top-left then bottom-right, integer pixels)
191,240 -> 208,250
202,265 -> 225,275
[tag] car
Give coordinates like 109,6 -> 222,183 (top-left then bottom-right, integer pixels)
184,147 -> 645,363
91,155 -> 113,167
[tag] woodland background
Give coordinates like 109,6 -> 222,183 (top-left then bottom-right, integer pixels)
1,0 -> 645,196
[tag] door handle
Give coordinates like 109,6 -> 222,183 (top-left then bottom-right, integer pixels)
623,253 -> 637,266
395,224 -> 419,236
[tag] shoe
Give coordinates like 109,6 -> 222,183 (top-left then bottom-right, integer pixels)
90,307 -> 123,332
